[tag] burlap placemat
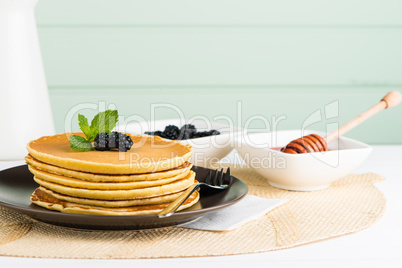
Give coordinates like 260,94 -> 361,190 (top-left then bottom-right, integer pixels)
0,165 -> 386,259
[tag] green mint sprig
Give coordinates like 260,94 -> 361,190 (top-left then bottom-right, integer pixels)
70,110 -> 119,151
69,135 -> 93,151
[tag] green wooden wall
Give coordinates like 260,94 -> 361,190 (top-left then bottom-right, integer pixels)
35,0 -> 402,144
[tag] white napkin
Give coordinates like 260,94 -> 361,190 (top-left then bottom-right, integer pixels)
179,195 -> 286,231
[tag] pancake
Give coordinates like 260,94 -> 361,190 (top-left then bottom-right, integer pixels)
25,155 -> 193,182
26,133 -> 192,174
33,171 -> 196,200
36,186 -> 189,207
28,165 -> 191,190
31,187 -> 199,215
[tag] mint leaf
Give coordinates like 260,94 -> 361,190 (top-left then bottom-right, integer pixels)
78,114 -> 92,140
69,110 -> 119,151
89,110 -> 118,141
69,135 -> 93,151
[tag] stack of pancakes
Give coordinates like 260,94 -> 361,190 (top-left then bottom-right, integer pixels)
26,133 -> 199,215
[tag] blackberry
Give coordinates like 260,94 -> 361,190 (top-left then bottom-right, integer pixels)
117,132 -> 134,152
193,131 -> 208,138
94,132 -> 133,151
143,124 -> 221,140
179,124 -> 197,140
193,129 -> 220,138
162,125 -> 180,140
108,131 -> 118,148
208,130 -> 220,136
94,133 -> 110,151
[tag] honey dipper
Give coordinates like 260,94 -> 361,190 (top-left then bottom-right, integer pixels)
281,90 -> 402,154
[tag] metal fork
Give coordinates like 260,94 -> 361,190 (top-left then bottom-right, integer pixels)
157,168 -> 231,218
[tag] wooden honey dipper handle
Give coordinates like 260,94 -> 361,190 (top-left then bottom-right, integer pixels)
325,90 -> 402,144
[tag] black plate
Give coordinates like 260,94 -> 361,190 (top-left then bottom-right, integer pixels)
0,165 -> 248,230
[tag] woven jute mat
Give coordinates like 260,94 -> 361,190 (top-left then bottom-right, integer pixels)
0,165 -> 386,259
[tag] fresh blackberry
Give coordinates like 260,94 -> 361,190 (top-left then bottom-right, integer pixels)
208,130 -> 220,136
179,124 -> 197,140
94,132 -> 133,151
94,133 -> 110,151
117,132 -> 134,152
108,131 -> 118,148
162,125 -> 180,140
193,131 -> 209,138
143,124 -> 221,140
193,129 -> 220,138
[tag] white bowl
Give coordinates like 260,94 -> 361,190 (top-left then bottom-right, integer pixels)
118,119 -> 242,167
234,130 -> 372,191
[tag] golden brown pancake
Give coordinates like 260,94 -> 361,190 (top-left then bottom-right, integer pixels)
33,171 -> 196,200
25,155 -> 193,182
31,187 -> 199,215
36,186 -> 189,207
28,165 -> 191,190
26,133 -> 192,174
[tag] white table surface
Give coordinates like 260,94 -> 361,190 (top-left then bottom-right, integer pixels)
0,145 -> 401,268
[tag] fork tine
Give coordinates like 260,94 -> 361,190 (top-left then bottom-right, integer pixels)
223,167 -> 231,185
204,170 -> 212,184
212,169 -> 219,186
218,168 -> 224,186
